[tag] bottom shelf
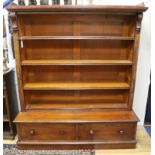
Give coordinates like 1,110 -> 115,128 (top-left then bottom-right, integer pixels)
14,110 -> 139,123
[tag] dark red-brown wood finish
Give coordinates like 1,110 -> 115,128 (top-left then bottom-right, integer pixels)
7,3 -> 147,149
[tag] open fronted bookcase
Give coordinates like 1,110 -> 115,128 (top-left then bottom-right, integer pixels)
7,3 -> 147,149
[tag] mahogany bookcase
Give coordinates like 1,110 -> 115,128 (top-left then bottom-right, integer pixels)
7,3 -> 147,149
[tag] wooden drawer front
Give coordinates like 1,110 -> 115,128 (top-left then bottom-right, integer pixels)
78,123 -> 136,141
18,123 -> 76,141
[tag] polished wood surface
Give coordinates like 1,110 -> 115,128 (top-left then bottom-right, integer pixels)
26,103 -> 127,110
14,111 -> 139,123
8,3 -> 147,149
18,123 -> 76,141
17,13 -> 136,37
4,126 -> 150,152
96,126 -> 150,154
78,123 -> 136,141
20,40 -> 133,61
17,141 -> 136,150
19,36 -> 135,40
128,14 -> 143,110
7,3 -> 147,13
21,60 -> 132,66
16,122 -> 137,148
16,111 -> 137,148
22,66 -> 130,83
24,89 -> 129,110
23,82 -> 130,90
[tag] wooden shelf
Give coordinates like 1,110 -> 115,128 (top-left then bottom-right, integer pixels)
7,4 -> 148,13
21,60 -> 132,66
14,110 -> 139,123
24,82 -> 130,90
19,36 -> 134,41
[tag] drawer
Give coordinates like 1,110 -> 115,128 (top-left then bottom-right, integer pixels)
78,123 -> 136,141
17,123 -> 76,141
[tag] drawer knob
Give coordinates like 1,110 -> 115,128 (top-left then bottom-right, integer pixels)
89,130 -> 94,135
59,130 -> 65,135
119,130 -> 124,135
29,129 -> 35,135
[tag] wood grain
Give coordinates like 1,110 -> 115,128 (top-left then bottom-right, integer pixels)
18,123 -> 76,141
7,3 -> 148,13
4,126 -> 150,151
23,82 -> 130,90
8,3 -> 146,149
26,103 -> 127,110
128,14 -> 143,110
14,110 -> 139,123
16,141 -> 136,150
21,60 -> 132,66
24,89 -> 128,110
19,36 -> 135,40
10,13 -> 25,110
95,126 -> 150,154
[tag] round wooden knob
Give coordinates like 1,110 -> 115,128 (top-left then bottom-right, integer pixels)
89,130 -> 94,135
119,130 -> 124,135
59,130 -> 65,135
29,129 -> 35,135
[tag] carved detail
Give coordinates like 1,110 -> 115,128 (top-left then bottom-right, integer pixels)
9,12 -> 18,32
136,13 -> 143,32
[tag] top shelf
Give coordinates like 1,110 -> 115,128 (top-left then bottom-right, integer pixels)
7,3 -> 148,13
18,36 -> 135,41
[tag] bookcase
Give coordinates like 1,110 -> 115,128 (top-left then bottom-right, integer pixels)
7,3 -> 147,149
